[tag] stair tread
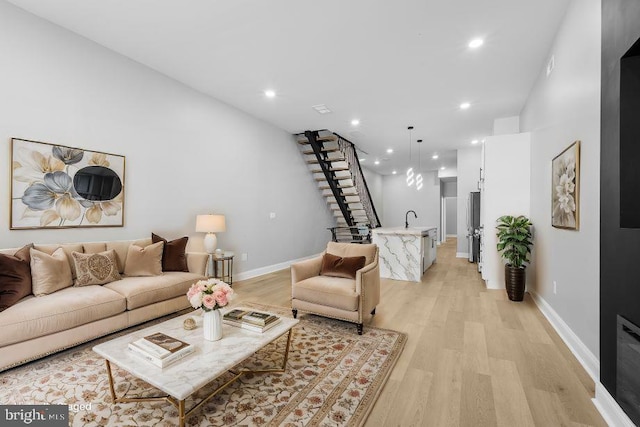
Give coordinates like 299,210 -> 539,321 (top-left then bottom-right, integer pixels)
297,135 -> 338,144
310,167 -> 350,173
306,157 -> 346,164
302,147 -> 340,154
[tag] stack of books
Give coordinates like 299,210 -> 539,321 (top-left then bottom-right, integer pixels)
128,332 -> 194,368
223,309 -> 281,332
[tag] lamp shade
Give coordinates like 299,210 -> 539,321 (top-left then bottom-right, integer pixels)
196,214 -> 226,233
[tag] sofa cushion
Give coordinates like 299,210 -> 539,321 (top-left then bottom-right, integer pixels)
83,242 -> 107,254
106,241 -> 130,274
105,272 -> 202,310
30,247 -> 73,296
0,285 -> 126,346
293,276 -> 359,311
152,233 -> 189,272
72,250 -> 121,286
124,241 -> 164,276
0,244 -> 33,312
320,253 -> 366,280
34,243 -> 83,279
326,242 -> 377,266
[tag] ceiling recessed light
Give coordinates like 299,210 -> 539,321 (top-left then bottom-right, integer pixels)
432,154 -> 439,159
351,119 -> 360,126
392,170 -> 397,175
471,139 -> 479,144
441,166 -> 446,170
374,160 -> 380,165
460,102 -> 471,110
264,89 -> 276,98
468,38 -> 484,49
386,148 -> 393,154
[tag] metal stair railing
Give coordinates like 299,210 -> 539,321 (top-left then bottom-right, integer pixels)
336,135 -> 382,228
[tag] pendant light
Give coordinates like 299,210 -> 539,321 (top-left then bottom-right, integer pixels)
416,139 -> 423,190
406,126 -> 414,187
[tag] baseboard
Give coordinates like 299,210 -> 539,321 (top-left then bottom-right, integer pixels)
446,234 -> 457,238
593,382 -> 636,427
529,291 -> 599,383
235,253 -> 321,282
456,252 -> 469,258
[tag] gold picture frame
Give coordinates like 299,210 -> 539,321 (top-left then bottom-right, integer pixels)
10,138 -> 125,229
551,140 -> 580,230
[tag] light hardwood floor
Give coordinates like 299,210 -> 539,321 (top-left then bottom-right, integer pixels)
232,238 -> 606,427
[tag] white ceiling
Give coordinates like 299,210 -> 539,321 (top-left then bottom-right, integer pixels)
7,0 -> 570,175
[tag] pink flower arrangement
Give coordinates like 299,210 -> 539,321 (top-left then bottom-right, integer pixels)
186,279 -> 234,312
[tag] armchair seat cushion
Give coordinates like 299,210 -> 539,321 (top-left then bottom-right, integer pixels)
292,276 -> 358,311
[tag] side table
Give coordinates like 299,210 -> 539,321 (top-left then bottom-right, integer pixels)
211,251 -> 234,285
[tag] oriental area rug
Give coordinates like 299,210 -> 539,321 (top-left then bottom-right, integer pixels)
0,303 -> 406,426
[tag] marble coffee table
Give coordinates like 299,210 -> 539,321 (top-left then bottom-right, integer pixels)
93,308 -> 298,427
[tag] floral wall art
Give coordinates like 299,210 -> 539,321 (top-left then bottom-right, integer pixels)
552,140 -> 580,230
10,138 -> 125,229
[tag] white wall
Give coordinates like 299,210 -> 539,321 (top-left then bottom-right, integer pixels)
520,0 -> 601,359
445,198 -> 457,235
381,172 -> 440,236
456,147 -> 482,255
442,180 -> 457,197
0,1 -> 334,274
481,133 -> 531,289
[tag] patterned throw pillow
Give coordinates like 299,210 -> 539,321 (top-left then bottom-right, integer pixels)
72,250 -> 121,286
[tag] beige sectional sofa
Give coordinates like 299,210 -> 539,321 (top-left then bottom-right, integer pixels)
0,237 -> 207,372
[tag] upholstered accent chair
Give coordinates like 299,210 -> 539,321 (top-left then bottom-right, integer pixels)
291,242 -> 380,335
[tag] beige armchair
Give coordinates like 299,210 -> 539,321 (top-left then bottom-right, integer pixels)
291,242 -> 380,335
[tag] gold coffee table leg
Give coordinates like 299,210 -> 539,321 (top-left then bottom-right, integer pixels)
178,400 -> 185,427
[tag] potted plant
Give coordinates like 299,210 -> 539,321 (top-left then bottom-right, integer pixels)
496,215 -> 533,301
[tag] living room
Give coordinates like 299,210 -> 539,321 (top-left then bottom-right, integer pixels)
0,0 -> 637,425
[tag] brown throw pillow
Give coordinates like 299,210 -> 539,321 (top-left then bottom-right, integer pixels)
30,247 -> 73,296
151,233 -> 189,272
320,252 -> 367,280
0,244 -> 33,311
124,241 -> 164,277
72,250 -> 121,286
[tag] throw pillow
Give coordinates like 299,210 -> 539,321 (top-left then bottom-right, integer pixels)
320,252 -> 367,280
0,244 -> 33,311
72,250 -> 121,286
124,241 -> 164,276
151,233 -> 189,272
30,247 -> 73,296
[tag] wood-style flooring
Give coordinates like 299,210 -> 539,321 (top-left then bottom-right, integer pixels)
232,238 -> 606,427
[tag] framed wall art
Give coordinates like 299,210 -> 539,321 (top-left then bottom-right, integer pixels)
551,140 -> 580,230
10,138 -> 125,229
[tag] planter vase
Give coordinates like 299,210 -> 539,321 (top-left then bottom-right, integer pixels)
203,309 -> 222,341
505,265 -> 526,302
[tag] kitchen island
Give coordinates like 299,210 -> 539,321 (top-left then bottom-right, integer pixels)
372,226 -> 437,282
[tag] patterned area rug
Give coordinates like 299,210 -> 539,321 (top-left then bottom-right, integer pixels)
0,304 -> 406,426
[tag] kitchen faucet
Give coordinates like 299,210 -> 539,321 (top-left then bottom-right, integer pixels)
405,210 -> 417,228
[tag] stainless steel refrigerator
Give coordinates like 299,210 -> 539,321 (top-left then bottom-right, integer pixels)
467,192 -> 481,263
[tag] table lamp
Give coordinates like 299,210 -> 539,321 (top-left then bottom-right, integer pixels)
196,214 -> 226,254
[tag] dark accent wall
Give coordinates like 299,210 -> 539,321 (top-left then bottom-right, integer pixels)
601,0 -> 640,399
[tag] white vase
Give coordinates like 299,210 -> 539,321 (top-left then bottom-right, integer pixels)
203,309 -> 222,341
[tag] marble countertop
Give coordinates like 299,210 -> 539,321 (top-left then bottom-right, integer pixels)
373,226 -> 437,236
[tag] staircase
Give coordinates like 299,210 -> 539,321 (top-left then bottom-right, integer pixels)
295,130 -> 381,243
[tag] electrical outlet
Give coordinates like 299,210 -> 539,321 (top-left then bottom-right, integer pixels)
553,280 -> 557,294
241,253 -> 248,261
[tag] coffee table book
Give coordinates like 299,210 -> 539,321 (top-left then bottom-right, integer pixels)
223,309 -> 280,331
128,334 -> 194,368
